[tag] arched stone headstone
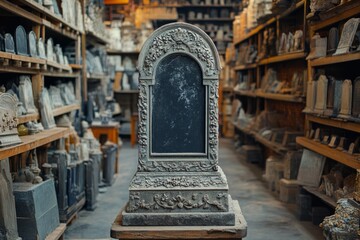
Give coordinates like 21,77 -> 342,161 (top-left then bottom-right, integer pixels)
38,38 -> 46,59
47,38 -> 54,62
122,23 -> 241,227
28,31 -> 38,58
15,25 -> 28,56
4,33 -> 15,54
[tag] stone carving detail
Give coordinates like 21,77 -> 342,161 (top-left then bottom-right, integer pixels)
130,175 -> 226,188
142,27 -> 218,77
126,192 -> 227,212
0,93 -> 21,147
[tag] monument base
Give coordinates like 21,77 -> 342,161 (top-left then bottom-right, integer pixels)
111,200 -> 247,239
122,196 -> 236,226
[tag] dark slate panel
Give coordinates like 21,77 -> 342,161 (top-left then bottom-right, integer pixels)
151,54 -> 206,154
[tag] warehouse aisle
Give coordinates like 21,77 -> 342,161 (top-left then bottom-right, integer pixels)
65,138 -> 323,239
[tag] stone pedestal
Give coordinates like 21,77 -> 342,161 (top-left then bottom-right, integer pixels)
13,179 -> 60,240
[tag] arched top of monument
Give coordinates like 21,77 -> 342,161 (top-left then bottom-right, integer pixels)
137,22 -> 222,79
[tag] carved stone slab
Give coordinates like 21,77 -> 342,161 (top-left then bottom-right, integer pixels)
122,23 -> 239,227
314,75 -> 328,114
15,25 -> 28,56
334,18 -> 360,56
303,81 -> 317,113
28,31 -> 38,58
332,79 -> 342,117
297,149 -> 326,187
4,33 -> 15,54
324,76 -> 336,116
0,93 -> 21,147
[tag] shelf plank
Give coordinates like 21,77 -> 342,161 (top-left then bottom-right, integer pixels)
303,186 -> 337,208
0,0 -> 42,24
69,64 -> 82,70
180,4 -> 236,8
114,90 -> 140,94
17,0 -> 82,34
107,49 -> 140,55
307,114 -> 360,133
46,60 -> 72,72
310,52 -> 360,67
86,30 -> 109,45
17,113 -> 40,124
187,18 -> 234,22
296,137 -> 360,169
45,223 -> 66,240
87,74 -> 107,80
311,0 -> 360,32
254,133 -> 288,155
234,90 -> 257,98
256,91 -> 304,103
43,71 -> 80,78
258,52 -> 306,65
234,63 -> 257,70
52,104 -> 80,117
0,127 -> 70,160
232,121 -> 254,136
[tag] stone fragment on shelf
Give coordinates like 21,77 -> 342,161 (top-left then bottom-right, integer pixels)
334,18 -> 360,56
310,0 -> 340,13
324,76 -> 336,116
336,137 -> 349,151
0,34 -> 4,52
332,79 -> 342,117
0,93 -> 22,147
49,85 -> 64,109
278,32 -> 287,55
293,30 -> 303,52
297,149 -> 326,187
19,75 -> 37,114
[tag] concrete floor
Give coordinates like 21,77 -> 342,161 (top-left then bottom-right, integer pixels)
65,138 -> 324,239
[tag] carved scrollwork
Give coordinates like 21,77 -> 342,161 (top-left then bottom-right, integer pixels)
130,175 -> 226,188
143,27 -> 218,77
126,192 -> 227,213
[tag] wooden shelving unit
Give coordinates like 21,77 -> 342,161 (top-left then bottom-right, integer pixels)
18,113 -> 40,124
302,186 -> 337,208
0,127 -> 71,160
53,104 -> 81,117
306,115 -> 360,133
309,52 -> 360,67
296,137 -> 360,169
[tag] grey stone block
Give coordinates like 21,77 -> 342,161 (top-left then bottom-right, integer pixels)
13,179 -> 60,240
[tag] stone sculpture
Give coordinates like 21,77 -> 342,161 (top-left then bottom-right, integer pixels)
0,93 -> 21,147
306,33 -> 327,60
121,22 -> 243,228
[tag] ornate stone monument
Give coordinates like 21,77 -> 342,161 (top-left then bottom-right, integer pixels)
119,22 -> 246,233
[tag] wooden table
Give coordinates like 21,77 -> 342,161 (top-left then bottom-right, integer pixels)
90,121 -> 120,173
130,113 -> 138,148
111,200 -> 247,239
